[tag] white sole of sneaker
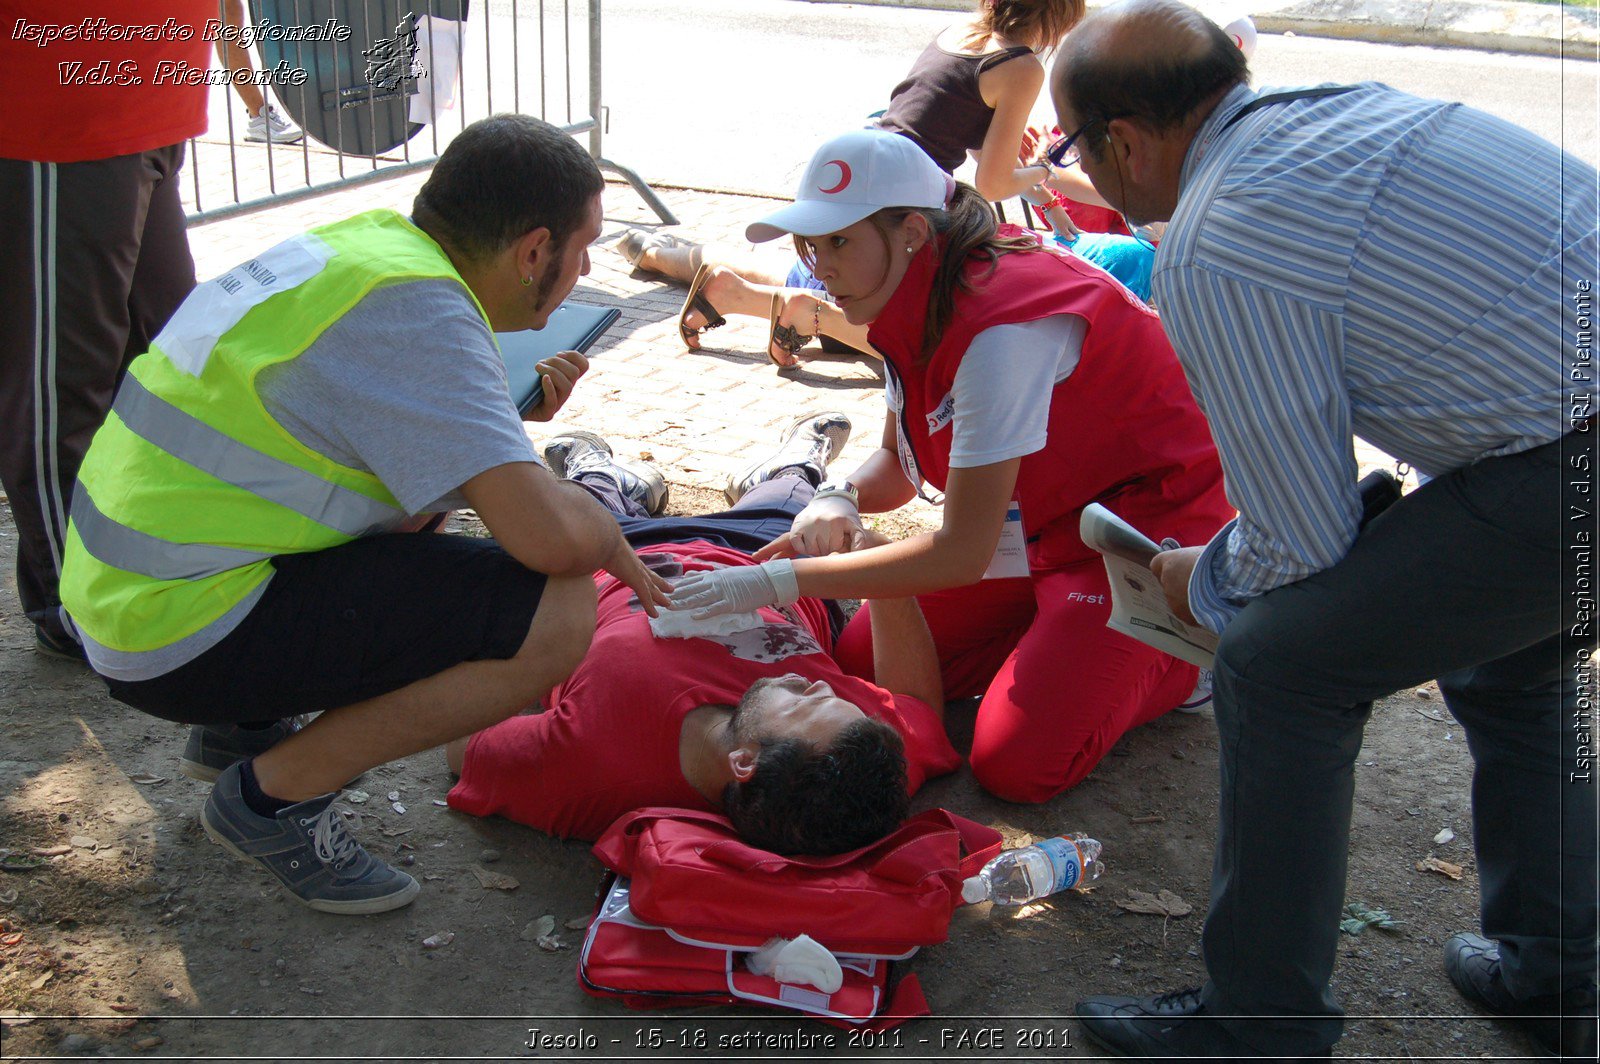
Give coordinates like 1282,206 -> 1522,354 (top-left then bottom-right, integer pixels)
200,805 -> 420,915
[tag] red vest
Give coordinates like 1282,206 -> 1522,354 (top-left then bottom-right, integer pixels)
868,232 -> 1231,570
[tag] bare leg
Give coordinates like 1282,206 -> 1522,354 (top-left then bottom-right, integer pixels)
254,573 -> 598,801
219,0 -> 266,116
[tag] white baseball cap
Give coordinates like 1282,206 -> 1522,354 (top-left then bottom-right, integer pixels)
1220,14 -> 1257,59
746,129 -> 951,243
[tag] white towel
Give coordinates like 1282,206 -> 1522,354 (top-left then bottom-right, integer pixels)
744,935 -> 843,994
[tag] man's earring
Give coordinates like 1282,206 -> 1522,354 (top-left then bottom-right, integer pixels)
521,275 -> 532,287
906,246 -> 915,253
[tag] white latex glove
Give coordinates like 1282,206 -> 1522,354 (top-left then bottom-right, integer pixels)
667,560 -> 799,619
789,495 -> 862,557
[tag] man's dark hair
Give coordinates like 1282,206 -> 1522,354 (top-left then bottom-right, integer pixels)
412,114 -> 603,262
1059,0 -> 1247,156
723,719 -> 910,856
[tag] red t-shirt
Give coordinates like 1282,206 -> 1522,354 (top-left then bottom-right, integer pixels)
448,541 -> 960,841
0,2 -> 213,162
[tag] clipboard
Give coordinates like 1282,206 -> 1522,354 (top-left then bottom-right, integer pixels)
499,302 -> 622,415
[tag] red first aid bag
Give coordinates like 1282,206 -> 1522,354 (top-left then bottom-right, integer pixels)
578,807 -> 1001,1026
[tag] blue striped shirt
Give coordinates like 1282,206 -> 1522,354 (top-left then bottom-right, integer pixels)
1153,82 -> 1598,632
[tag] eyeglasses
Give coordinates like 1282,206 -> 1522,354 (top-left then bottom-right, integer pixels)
1044,114 -> 1126,168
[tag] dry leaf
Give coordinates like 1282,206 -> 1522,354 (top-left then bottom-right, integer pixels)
29,970 -> 53,990
421,931 -> 454,949
536,934 -> 566,952
108,1002 -> 139,1013
1116,889 -> 1193,917
128,773 -> 167,785
1433,828 -> 1455,845
69,836 -> 99,850
134,1036 -> 165,1051
471,866 -> 519,891
565,915 -> 591,930
380,827 -> 412,837
345,790 -> 370,804
1416,856 -> 1463,880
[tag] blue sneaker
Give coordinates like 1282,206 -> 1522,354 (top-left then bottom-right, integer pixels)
181,719 -> 300,782
201,762 -> 419,915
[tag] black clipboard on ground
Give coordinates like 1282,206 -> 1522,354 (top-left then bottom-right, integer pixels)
499,303 -> 622,415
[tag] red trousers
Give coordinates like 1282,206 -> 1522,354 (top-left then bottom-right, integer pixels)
835,559 -> 1197,803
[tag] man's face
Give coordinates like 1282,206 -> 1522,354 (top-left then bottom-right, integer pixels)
528,193 -> 602,328
730,674 -> 867,749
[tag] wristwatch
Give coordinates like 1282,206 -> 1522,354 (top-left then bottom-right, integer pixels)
813,479 -> 859,506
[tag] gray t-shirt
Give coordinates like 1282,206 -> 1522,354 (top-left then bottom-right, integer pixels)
87,278 -> 539,681
259,278 -> 539,513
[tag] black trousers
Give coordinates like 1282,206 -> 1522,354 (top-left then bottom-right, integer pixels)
1198,432 -> 1598,1053
0,145 -> 196,644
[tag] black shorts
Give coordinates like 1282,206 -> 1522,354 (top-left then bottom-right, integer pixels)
107,533 -> 546,726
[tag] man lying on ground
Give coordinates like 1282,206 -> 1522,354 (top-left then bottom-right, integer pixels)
445,415 -> 961,855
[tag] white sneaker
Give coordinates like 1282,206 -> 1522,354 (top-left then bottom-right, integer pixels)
1175,668 -> 1212,714
245,105 -> 303,144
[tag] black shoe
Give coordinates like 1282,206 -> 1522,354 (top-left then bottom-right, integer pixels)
1076,987 -> 1333,1061
180,719 -> 302,783
1444,932 -> 1598,1059
543,430 -> 668,516
35,625 -> 87,663
725,412 -> 851,504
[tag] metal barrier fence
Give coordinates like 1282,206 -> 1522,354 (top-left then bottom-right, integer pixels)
185,0 -> 674,225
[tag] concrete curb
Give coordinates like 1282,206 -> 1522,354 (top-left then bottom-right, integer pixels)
802,0 -> 1600,59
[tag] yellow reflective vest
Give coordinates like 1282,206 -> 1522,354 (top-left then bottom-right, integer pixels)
60,210 -> 490,655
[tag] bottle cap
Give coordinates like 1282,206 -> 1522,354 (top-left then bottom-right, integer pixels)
960,876 -> 987,905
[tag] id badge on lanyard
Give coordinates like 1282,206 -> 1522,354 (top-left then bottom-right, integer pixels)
981,500 -> 1031,580
885,364 -> 944,506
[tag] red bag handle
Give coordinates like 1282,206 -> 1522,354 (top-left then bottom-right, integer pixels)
596,806 -> 1001,881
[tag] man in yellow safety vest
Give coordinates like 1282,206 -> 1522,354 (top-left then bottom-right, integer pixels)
59,115 -> 671,915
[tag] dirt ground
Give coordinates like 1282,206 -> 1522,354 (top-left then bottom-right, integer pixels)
0,482 -> 1531,1062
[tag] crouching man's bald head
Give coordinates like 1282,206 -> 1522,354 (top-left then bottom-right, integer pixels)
1049,0 -> 1248,224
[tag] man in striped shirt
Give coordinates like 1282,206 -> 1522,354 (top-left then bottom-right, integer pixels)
1050,1 -> 1596,1059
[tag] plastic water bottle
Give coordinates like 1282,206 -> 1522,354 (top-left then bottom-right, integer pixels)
961,833 -> 1103,906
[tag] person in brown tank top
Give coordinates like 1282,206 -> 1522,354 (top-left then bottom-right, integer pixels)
615,1 -> 1091,369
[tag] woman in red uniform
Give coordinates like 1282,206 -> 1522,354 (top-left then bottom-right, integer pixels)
670,129 -> 1233,803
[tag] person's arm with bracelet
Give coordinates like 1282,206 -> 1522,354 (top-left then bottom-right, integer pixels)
972,57 -> 1055,202
782,412 -> 918,556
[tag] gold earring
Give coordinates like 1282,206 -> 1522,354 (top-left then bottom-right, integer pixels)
520,275 -> 532,287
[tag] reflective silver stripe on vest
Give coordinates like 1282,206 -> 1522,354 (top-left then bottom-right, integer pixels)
71,489 -> 275,580
114,372 -> 403,535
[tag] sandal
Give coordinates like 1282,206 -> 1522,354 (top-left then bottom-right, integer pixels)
678,264 -> 726,351
767,292 -> 812,369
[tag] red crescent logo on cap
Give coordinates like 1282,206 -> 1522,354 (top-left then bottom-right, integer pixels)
818,160 -> 852,195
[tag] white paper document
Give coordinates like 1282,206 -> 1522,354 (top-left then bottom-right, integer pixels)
1079,503 -> 1218,668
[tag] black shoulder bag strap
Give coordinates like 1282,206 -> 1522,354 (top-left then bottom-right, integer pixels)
1219,85 -> 1360,132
